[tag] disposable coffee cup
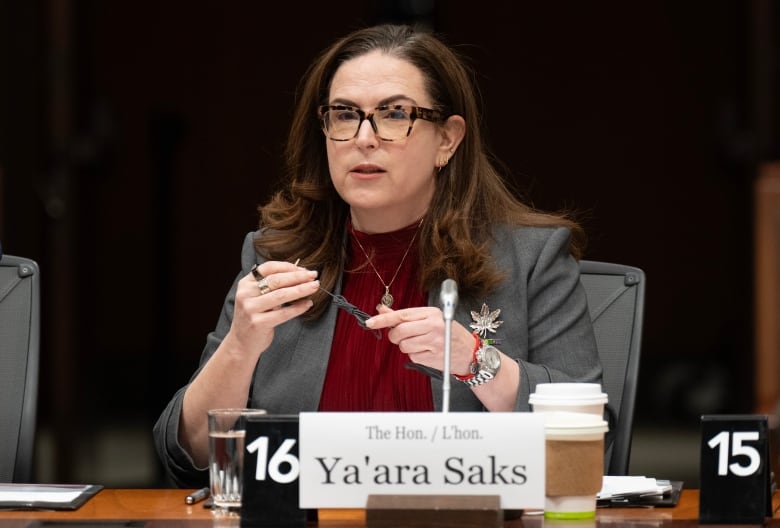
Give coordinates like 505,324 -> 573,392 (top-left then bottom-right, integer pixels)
528,382 -> 608,417
529,383 -> 609,519
541,411 -> 608,519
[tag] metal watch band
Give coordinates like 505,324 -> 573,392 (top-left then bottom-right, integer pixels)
461,369 -> 496,387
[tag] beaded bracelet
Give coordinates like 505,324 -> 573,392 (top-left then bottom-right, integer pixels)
453,332 -> 482,381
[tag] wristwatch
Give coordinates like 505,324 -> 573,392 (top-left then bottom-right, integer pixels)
456,341 -> 502,387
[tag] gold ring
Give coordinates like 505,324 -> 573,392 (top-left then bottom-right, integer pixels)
256,277 -> 272,295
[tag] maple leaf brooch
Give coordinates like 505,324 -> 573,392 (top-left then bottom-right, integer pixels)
469,303 -> 504,338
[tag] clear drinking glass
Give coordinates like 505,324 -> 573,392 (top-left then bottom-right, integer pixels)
208,408 -> 267,514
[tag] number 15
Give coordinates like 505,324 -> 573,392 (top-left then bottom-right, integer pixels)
707,431 -> 761,477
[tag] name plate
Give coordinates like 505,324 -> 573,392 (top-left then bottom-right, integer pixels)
299,412 -> 545,509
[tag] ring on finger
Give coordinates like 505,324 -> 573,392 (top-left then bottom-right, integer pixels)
256,277 -> 272,296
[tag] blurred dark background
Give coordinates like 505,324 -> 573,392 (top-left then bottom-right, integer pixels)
1,0 -> 778,487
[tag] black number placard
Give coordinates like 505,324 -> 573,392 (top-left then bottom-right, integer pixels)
241,414 -> 306,527
699,414 -> 771,524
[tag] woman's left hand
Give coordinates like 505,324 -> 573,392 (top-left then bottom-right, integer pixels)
366,305 -> 475,376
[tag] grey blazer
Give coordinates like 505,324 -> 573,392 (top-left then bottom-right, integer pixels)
153,224 -> 601,487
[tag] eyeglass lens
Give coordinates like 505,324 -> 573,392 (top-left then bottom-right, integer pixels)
322,106 -> 413,141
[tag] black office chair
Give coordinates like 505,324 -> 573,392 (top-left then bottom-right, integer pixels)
579,260 -> 645,476
0,253 -> 41,482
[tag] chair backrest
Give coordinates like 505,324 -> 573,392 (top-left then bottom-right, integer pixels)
0,254 -> 40,482
579,260 -> 645,476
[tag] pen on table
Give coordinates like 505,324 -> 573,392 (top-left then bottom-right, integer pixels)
185,487 -> 210,505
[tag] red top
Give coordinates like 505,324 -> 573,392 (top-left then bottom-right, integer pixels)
318,220 -> 434,411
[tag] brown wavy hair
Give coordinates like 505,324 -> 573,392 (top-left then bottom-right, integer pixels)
257,24 -> 585,319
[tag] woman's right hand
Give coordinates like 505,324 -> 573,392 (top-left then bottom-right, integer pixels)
178,260 -> 318,467
225,260 -> 319,360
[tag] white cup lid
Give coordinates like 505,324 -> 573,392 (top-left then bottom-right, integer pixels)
529,383 -> 608,405
543,411 -> 609,435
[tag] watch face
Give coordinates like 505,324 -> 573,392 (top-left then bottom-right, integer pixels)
480,345 -> 501,371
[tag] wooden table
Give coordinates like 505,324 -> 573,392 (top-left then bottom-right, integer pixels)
0,488 -> 776,526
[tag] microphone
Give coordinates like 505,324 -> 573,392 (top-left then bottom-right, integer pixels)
440,279 -> 458,320
440,279 -> 458,413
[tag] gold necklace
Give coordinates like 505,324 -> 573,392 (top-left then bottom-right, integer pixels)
351,219 -> 423,308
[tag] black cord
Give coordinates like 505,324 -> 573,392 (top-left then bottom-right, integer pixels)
320,288 -> 382,340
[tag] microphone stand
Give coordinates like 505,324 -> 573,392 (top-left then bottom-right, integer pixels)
440,279 -> 458,413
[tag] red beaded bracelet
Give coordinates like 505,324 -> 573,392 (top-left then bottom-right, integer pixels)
453,332 -> 482,381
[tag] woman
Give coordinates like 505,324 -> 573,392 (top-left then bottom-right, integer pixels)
154,24 -> 602,487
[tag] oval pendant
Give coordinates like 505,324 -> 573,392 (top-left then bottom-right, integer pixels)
381,292 -> 394,308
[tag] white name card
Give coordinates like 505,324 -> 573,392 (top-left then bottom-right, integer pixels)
299,412 -> 545,509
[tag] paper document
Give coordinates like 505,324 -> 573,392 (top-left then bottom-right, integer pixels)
0,483 -> 103,510
598,476 -> 672,499
0,485 -> 86,503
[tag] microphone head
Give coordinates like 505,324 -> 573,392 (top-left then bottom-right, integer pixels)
440,279 -> 458,319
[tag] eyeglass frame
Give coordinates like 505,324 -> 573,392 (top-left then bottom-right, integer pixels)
317,104 -> 446,142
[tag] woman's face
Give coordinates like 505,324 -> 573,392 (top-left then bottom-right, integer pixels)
325,50 -> 460,234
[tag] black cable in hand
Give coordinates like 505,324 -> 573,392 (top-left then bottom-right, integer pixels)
319,288 -> 382,340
